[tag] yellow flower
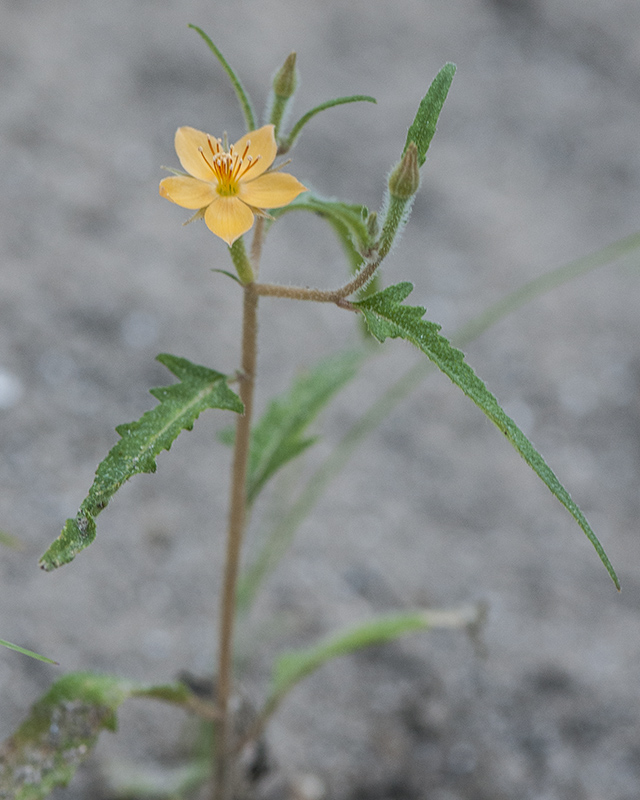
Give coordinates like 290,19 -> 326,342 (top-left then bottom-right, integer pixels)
159,124 -> 307,246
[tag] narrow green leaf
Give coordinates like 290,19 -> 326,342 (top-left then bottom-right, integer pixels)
281,95 -> 376,152
39,354 -> 242,571
0,639 -> 57,665
269,607 -> 479,705
354,283 -> 619,589
404,63 -> 456,166
270,193 -> 372,275
188,25 -> 256,132
271,193 -> 371,254
0,673 -> 193,800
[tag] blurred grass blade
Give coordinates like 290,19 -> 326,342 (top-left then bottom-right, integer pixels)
0,530 -> 23,550
0,673 -> 195,800
404,63 -> 456,166
0,639 -> 57,664
266,607 -> 480,715
188,25 -> 256,131
40,354 -> 242,571
223,349 -> 366,510
354,282 -> 619,589
282,95 -> 376,152
103,759 -> 209,799
235,350 -> 367,611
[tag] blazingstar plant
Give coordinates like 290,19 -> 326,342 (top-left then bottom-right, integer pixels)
0,26 -> 621,800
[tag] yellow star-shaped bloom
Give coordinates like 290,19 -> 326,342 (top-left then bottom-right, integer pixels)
159,124 -> 306,246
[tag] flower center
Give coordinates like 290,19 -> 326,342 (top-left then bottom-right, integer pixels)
198,136 -> 261,197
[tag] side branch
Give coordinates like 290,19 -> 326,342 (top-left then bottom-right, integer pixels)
253,257 -> 380,304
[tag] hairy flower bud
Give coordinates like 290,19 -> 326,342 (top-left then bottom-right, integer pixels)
387,141 -> 420,200
273,52 -> 298,99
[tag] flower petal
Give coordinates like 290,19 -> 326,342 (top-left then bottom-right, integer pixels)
239,172 -> 307,209
204,196 -> 255,246
159,175 -> 217,209
174,127 -> 220,181
232,125 -> 277,180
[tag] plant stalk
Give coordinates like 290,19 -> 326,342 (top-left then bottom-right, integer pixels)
253,255 -> 380,303
214,282 -> 259,800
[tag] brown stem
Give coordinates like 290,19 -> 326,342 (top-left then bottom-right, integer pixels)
213,283 -> 259,800
253,256 -> 380,303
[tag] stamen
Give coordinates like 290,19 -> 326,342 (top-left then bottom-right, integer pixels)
198,146 -> 216,176
238,155 -> 261,180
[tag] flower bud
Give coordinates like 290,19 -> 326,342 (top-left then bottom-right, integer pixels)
388,142 -> 420,199
273,52 -> 298,99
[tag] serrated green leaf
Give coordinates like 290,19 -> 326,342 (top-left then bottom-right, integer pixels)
0,640 -> 57,665
404,63 -> 456,167
188,25 -> 256,132
281,95 -> 376,152
39,354 -> 242,571
253,234 -> 640,607
354,283 -> 619,589
269,607 -> 479,706
0,673 -> 193,800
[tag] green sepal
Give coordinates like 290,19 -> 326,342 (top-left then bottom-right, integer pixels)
188,25 -> 256,132
270,192 -> 372,271
280,95 -> 376,153
39,354 -> 243,571
354,283 -> 619,589
0,673 -> 194,800
404,62 -> 456,167
0,639 -> 57,664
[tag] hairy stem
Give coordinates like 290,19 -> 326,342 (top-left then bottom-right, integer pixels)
253,256 -> 380,303
214,283 -> 259,800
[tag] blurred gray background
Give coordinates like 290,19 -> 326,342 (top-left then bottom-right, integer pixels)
1,1 -> 640,798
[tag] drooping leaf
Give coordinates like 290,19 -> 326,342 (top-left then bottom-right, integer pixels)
404,63 -> 456,166
267,607 -> 479,711
0,673 -> 194,800
0,639 -> 57,665
188,25 -> 256,132
281,95 -> 376,153
354,283 -> 619,589
39,354 -> 242,571
270,193 -> 372,267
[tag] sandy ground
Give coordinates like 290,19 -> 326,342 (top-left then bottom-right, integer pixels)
2,1 -> 640,798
